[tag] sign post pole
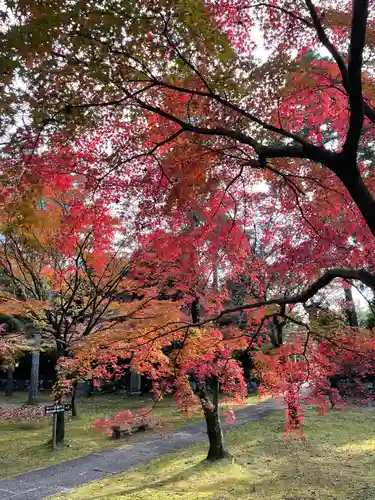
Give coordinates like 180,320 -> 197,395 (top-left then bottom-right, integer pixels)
52,412 -> 57,451
44,403 -> 72,451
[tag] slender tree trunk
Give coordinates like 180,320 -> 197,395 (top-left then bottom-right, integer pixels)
191,298 -> 228,460
287,401 -> 300,427
71,379 -> 78,418
212,265 -> 218,290
88,377 -> 94,396
344,286 -> 359,327
327,389 -> 335,409
269,316 -> 284,348
55,341 -> 65,444
198,378 -> 229,461
5,366 -> 13,397
27,334 -> 41,405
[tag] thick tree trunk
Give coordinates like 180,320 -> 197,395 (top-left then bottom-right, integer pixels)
269,316 -> 284,348
338,168 -> 375,239
5,366 -> 13,397
71,379 -> 78,418
204,401 -> 228,461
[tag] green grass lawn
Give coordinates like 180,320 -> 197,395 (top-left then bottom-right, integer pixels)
0,391 -> 260,479
0,391 -> 53,405
51,407 -> 375,500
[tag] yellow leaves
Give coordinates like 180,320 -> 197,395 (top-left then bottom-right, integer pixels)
186,327 -> 200,338
263,304 -> 281,317
105,300 -> 122,311
2,202 -> 62,252
176,326 -> 223,363
79,299 -> 183,349
324,8 -> 375,50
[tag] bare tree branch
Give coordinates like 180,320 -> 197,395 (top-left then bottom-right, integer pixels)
305,0 -> 349,88
241,3 -> 313,27
196,268 -> 375,326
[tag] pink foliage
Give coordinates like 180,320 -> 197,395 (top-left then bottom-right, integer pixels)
256,331 -> 375,438
92,408 -> 153,436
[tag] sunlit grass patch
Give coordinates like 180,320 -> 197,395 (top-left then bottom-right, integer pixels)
51,407 -> 375,500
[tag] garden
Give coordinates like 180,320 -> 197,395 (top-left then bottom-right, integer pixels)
0,0 -> 375,498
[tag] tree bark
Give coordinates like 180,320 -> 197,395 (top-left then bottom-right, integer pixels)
88,377 -> 94,396
5,366 -> 13,397
344,286 -> 359,327
287,400 -> 300,427
269,316 -> 284,348
212,265 -> 218,291
327,388 -> 336,409
204,403 -> 228,461
337,168 -> 375,239
55,411 -> 65,444
55,341 -> 66,444
191,299 -> 228,461
27,334 -> 41,405
197,378 -> 229,461
71,379 -> 78,418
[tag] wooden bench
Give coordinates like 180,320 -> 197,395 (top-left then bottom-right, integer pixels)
111,422 -> 149,439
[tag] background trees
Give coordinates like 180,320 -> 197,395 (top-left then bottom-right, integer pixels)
0,138 -> 183,441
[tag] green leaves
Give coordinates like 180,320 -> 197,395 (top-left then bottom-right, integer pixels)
0,0 -> 242,135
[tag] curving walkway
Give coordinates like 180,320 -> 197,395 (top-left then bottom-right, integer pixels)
0,399 -> 278,500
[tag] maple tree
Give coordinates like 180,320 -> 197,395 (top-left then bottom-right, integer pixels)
255,321 -> 375,438
1,0 -> 375,458
62,196 -> 251,460
66,312 -> 249,459
70,178 -> 362,457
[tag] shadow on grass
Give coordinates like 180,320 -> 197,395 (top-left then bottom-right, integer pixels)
64,408 -> 375,500
2,420 -> 46,431
90,459 -> 220,499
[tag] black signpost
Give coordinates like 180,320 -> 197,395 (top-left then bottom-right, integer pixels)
45,404 -> 72,450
